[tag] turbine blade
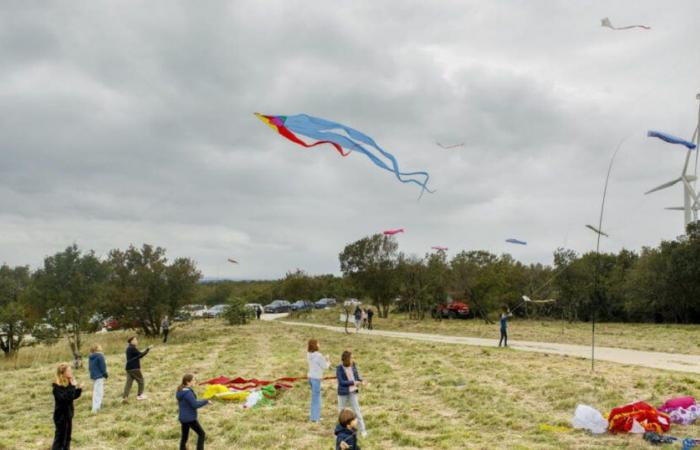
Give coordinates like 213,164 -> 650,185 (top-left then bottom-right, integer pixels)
645,177 -> 683,194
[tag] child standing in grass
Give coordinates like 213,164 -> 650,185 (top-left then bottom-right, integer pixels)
52,363 -> 83,450
335,408 -> 361,450
122,336 -> 151,401
307,338 -> 331,422
498,307 -> 513,347
88,344 -> 108,413
336,351 -> 367,437
176,373 -> 210,450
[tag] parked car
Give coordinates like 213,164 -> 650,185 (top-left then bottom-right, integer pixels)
182,304 -> 208,318
291,300 -> 314,311
432,301 -> 471,319
204,304 -> 228,318
103,317 -> 140,331
344,298 -> 361,308
264,300 -> 292,313
314,298 -> 336,309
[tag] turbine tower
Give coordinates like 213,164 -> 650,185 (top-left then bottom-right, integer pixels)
644,94 -> 700,230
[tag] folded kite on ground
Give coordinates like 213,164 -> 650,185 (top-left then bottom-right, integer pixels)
608,401 -> 671,434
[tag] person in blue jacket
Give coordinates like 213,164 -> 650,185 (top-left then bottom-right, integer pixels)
88,344 -> 108,413
176,373 -> 210,450
335,408 -> 360,450
336,350 -> 367,437
498,307 -> 513,347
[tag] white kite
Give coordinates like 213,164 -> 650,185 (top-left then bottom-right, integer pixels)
521,295 -> 556,304
601,17 -> 650,31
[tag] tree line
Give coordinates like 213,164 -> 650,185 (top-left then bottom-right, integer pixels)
0,244 -> 200,365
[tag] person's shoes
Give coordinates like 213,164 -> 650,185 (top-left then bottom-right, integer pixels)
136,394 -> 148,400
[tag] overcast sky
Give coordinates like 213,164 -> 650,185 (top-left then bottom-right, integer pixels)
2,1 -> 699,279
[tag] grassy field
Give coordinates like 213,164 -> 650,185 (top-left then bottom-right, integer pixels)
1,318 -> 699,449
289,308 -> 700,355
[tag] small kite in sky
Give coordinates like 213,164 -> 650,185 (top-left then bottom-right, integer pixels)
255,113 -> 433,195
227,258 -> 239,264
586,224 -> 609,237
383,228 -> 405,236
505,238 -> 527,245
647,130 -> 697,150
601,17 -> 650,31
436,142 -> 465,149
431,246 -> 448,251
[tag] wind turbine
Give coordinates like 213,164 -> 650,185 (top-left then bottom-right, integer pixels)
644,97 -> 700,230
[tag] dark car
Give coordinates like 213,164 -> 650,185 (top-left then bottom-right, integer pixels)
291,300 -> 314,311
264,300 -> 292,313
314,298 -> 336,309
432,301 -> 471,319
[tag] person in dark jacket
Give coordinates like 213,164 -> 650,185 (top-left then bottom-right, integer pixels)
161,316 -> 170,344
122,336 -> 151,401
88,344 -> 108,413
335,408 -> 360,450
336,350 -> 367,437
52,363 -> 83,450
176,373 -> 210,450
366,308 -> 374,330
353,306 -> 362,333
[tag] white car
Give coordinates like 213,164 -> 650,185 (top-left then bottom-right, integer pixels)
183,304 -> 208,318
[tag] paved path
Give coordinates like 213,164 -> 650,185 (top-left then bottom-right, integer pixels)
278,321 -> 700,374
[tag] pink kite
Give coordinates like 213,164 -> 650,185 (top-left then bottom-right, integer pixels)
383,228 -> 405,235
431,246 -> 448,251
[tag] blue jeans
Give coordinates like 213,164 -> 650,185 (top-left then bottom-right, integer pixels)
309,378 -> 322,421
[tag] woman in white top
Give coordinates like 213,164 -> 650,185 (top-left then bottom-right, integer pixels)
307,338 -> 330,422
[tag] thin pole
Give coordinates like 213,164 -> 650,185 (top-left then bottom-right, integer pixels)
592,138 -> 627,372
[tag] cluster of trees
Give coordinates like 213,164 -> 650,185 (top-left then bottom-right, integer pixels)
336,223 -> 700,324
0,244 -> 200,366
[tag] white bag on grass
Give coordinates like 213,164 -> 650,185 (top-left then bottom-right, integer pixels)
572,404 -> 608,434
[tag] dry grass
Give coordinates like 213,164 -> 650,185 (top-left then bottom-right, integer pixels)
1,318 -> 699,449
291,308 -> 700,355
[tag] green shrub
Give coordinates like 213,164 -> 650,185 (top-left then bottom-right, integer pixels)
222,297 -> 252,325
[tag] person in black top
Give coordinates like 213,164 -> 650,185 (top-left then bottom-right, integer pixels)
366,308 -> 374,330
122,336 -> 152,401
161,316 -> 170,344
52,363 -> 83,450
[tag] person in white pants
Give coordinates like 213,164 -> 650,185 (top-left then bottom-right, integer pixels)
88,344 -> 108,412
336,350 -> 367,437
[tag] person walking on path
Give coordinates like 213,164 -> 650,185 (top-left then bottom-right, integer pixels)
366,308 -> 374,330
88,344 -> 108,413
498,307 -> 513,347
361,308 -> 368,329
122,336 -> 151,401
336,350 -> 367,437
307,338 -> 331,422
161,316 -> 170,344
176,374 -> 210,450
353,306 -> 362,333
256,305 -> 263,320
52,363 -> 83,450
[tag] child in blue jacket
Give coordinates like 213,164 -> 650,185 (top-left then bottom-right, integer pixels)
176,374 -> 210,450
335,408 -> 361,450
88,344 -> 108,413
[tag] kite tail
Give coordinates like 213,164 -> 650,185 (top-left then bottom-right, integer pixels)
277,126 -> 351,156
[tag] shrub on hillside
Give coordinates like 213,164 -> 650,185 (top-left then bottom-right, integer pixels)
222,298 -> 252,325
